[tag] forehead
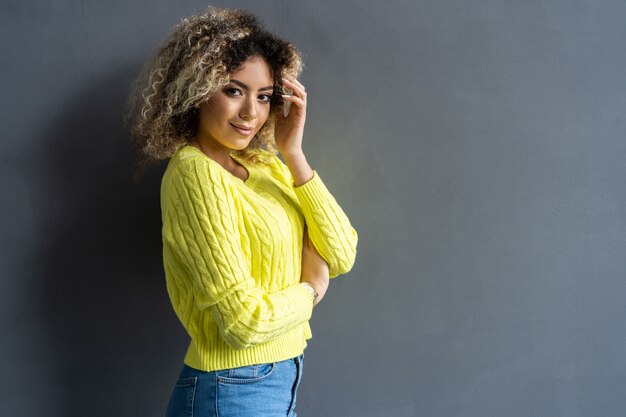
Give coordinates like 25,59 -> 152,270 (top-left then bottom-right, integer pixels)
229,56 -> 273,85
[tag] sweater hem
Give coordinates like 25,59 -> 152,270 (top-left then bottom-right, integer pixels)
182,324 -> 310,372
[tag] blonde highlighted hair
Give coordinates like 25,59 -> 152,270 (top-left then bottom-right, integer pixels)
125,7 -> 303,180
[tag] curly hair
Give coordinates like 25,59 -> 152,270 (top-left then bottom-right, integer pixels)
125,7 -> 303,180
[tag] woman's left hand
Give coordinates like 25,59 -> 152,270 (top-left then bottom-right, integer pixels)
274,78 -> 307,158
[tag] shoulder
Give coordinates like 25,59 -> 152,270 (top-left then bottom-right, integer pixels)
168,145 -> 209,171
167,146 -> 228,179
162,146 -> 231,196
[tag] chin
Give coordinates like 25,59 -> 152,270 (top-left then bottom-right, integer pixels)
226,139 -> 253,151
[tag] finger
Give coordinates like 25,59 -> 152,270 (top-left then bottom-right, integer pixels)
281,77 -> 302,88
281,94 -> 306,109
289,78 -> 306,91
282,78 -> 306,96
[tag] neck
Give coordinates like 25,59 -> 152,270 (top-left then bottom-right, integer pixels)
191,138 -> 235,170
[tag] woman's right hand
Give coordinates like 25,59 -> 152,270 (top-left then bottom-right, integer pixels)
300,228 -> 330,305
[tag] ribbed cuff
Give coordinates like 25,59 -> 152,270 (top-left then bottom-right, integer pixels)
293,171 -> 337,214
282,282 -> 316,318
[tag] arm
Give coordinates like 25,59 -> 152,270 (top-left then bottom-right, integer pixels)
292,169 -> 358,277
300,227 -> 330,305
162,157 -> 314,350
276,78 -> 358,278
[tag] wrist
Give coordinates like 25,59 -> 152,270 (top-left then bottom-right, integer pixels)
281,150 -> 305,162
282,152 -> 313,187
300,282 -> 319,306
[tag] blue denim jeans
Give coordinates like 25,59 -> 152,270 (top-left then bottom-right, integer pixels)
165,354 -> 304,417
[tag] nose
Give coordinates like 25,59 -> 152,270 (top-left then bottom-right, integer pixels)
239,95 -> 257,120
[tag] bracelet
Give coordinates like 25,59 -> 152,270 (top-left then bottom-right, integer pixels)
300,282 -> 319,306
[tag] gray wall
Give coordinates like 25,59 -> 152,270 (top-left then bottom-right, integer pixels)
2,1 -> 625,416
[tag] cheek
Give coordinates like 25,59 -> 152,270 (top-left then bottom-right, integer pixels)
198,111 -> 216,133
213,98 -> 237,116
259,105 -> 272,122
199,103 -> 229,129
202,94 -> 232,114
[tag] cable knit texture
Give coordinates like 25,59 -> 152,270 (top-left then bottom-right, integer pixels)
160,144 -> 358,372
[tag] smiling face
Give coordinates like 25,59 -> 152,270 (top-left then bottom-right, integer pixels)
196,56 -> 274,153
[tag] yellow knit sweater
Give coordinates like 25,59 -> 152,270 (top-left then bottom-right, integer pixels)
160,144 -> 358,372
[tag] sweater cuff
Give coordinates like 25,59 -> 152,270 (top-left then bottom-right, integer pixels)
281,283 -> 315,319
292,171 -> 334,211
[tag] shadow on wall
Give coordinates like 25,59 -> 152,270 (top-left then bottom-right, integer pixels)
33,62 -> 187,417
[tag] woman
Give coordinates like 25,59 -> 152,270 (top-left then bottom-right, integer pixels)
126,7 -> 358,416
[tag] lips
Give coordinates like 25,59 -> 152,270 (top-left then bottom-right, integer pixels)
230,123 -> 254,136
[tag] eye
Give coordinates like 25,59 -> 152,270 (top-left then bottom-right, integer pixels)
224,87 -> 243,97
258,93 -> 273,103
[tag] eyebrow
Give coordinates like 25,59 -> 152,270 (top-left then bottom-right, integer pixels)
230,79 -> 274,92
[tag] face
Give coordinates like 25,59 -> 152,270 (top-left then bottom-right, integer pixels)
196,56 -> 274,152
